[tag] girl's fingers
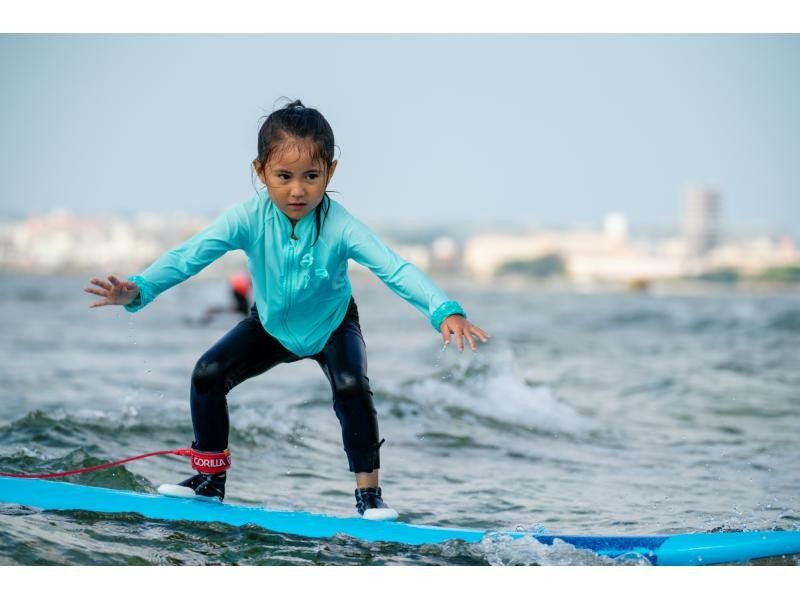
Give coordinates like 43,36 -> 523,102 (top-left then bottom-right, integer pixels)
90,278 -> 112,291
108,275 -> 121,286
464,330 -> 477,351
471,325 -> 491,342
455,329 -> 464,352
89,299 -> 108,308
84,287 -> 107,297
440,325 -> 451,346
442,319 -> 490,351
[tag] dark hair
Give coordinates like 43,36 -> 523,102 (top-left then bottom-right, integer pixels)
254,99 -> 335,244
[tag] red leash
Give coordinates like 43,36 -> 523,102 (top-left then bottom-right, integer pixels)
0,447 -> 231,479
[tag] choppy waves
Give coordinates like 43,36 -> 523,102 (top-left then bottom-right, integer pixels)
1,276 -> 798,564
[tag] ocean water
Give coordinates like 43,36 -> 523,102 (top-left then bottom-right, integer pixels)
0,273 -> 798,565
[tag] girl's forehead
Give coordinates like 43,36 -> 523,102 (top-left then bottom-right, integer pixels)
268,137 -> 324,170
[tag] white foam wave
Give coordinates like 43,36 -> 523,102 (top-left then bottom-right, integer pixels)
474,533 -> 652,566
393,343 -> 598,437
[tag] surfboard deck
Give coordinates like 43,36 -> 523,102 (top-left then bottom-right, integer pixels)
1,477 -> 798,565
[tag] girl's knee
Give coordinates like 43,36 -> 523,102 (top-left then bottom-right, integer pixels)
191,359 -> 224,394
334,375 -> 372,403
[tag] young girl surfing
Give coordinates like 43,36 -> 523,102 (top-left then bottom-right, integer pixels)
85,100 -> 489,520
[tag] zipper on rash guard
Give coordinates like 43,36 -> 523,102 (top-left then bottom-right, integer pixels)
282,237 -> 302,350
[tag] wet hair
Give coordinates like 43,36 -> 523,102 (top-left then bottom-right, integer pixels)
254,99 -> 335,244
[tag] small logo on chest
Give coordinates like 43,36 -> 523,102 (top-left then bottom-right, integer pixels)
297,253 -> 329,289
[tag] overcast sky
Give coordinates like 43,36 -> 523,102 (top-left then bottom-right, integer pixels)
1,34 -> 798,235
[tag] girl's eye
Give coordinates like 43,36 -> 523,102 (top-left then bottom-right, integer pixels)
276,173 -> 290,181
306,174 -> 319,181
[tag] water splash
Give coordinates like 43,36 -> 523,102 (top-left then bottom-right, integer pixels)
394,341 -> 598,437
473,533 -> 651,566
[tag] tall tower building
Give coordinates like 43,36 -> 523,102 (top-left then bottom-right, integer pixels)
683,186 -> 720,256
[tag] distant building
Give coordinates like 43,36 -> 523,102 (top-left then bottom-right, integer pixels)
430,236 -> 460,272
683,186 -> 720,257
603,212 -> 628,242
461,229 -> 681,283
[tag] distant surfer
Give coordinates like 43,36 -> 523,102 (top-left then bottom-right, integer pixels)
85,100 -> 490,520
197,271 -> 252,325
227,271 -> 252,316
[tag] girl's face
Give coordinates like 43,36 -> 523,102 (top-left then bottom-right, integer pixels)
254,137 -> 337,226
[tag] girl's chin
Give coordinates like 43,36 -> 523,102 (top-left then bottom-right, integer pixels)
281,207 -> 312,222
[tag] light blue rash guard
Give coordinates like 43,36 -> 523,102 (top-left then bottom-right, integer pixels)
125,191 -> 466,357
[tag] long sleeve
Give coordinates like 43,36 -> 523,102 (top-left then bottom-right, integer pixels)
125,203 -> 252,312
343,215 -> 465,330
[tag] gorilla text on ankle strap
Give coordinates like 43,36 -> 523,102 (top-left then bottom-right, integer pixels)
0,447 -> 231,478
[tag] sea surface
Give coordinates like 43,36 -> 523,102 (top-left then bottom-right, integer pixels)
0,273 -> 798,565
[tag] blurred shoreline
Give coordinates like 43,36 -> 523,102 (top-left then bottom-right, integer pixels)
2,270 -> 798,298
1,208 -> 798,291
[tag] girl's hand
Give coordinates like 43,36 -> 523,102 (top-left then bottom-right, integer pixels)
440,315 -> 490,352
84,275 -> 140,308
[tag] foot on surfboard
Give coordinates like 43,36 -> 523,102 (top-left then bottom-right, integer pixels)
158,473 -> 226,502
355,486 -> 398,521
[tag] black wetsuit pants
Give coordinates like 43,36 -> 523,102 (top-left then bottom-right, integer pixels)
189,297 -> 382,473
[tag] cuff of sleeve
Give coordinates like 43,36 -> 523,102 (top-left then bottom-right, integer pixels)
430,300 -> 466,331
123,275 -> 154,313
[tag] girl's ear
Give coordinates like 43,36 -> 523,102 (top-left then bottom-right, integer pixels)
327,159 -> 338,183
253,160 -> 266,185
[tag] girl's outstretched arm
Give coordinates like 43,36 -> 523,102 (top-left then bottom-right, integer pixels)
341,207 -> 491,349
84,275 -> 140,308
119,199 -> 255,313
440,314 -> 490,352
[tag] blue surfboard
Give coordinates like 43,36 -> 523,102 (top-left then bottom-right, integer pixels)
1,477 -> 798,565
